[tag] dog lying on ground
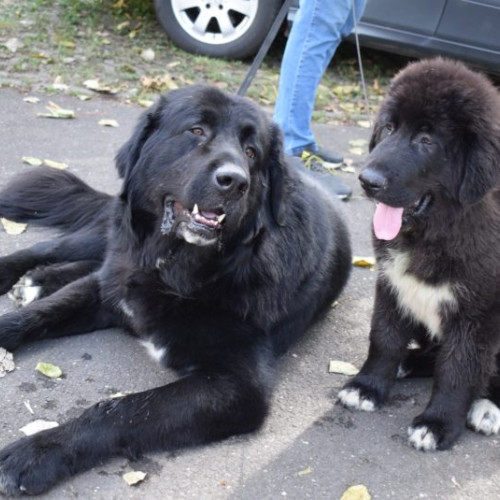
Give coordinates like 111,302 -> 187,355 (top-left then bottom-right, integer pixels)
339,58 -> 500,451
0,85 -> 351,494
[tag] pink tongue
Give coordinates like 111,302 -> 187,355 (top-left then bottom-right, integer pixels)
373,203 -> 404,240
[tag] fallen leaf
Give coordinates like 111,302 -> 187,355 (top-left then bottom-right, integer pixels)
123,471 -> 147,486
37,101 -> 75,119
35,362 -> 62,379
141,74 -> 178,91
357,120 -> 372,129
340,484 -> 371,500
1,218 -> 27,235
83,79 -> 119,94
141,48 -> 155,61
98,119 -> 119,128
298,466 -> 312,476
348,139 -> 368,148
0,348 -> 15,377
20,420 -> 59,436
352,256 -> 376,269
43,159 -> 68,170
23,96 -> 40,104
22,156 -> 43,166
138,99 -> 154,108
329,360 -> 359,376
349,147 -> 365,156
4,38 -> 23,53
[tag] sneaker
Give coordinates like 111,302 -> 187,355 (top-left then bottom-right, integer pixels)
301,146 -> 344,166
297,152 -> 352,201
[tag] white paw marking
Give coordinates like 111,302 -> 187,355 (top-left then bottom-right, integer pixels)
338,387 -> 375,412
8,276 -> 42,306
467,398 -> 500,436
407,425 -> 437,451
139,339 -> 167,364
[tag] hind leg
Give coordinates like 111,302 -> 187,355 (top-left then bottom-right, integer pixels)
0,230 -> 106,296
0,274 -> 117,351
8,260 -> 101,306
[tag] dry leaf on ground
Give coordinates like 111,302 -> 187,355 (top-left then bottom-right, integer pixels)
43,159 -> 68,170
298,466 -> 312,476
329,360 -> 359,376
0,348 -> 15,377
37,101 -> 75,119
23,96 -> 40,104
22,156 -> 43,166
35,362 -> 62,379
352,256 -> 376,269
20,420 -> 59,436
98,119 -> 119,128
1,218 -> 27,235
340,484 -> 371,500
84,79 -> 119,94
123,471 -> 147,486
357,120 -> 372,129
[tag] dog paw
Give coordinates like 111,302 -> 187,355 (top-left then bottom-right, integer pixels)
338,386 -> 376,412
0,434 -> 68,496
408,414 -> 462,451
467,398 -> 500,436
407,425 -> 438,451
8,275 -> 42,307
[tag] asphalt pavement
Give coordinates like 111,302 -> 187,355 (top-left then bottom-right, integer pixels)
0,89 -> 498,499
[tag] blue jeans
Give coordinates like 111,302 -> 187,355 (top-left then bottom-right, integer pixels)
273,0 -> 366,156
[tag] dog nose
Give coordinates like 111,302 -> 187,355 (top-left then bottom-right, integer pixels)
359,168 -> 387,193
213,164 -> 249,195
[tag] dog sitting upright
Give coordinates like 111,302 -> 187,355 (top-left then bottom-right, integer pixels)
339,58 -> 500,451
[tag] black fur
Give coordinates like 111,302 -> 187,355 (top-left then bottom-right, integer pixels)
0,86 -> 351,494
339,58 -> 500,451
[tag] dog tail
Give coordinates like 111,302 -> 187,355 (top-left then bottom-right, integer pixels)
0,169 -> 113,233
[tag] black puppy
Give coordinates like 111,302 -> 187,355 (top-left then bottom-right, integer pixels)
0,86 -> 351,494
339,58 -> 500,451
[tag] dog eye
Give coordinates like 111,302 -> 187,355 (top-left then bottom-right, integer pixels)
190,127 -> 204,136
420,135 -> 432,145
384,123 -> 394,134
245,147 -> 256,159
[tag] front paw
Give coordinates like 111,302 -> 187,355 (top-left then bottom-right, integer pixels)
338,380 -> 384,412
408,414 -> 463,451
0,433 -> 69,496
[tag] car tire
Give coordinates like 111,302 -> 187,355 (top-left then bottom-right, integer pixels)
154,0 -> 283,59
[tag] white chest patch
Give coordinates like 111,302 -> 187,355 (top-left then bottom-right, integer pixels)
381,251 -> 457,340
139,339 -> 167,364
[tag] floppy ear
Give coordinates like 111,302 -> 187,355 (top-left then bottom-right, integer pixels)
115,95 -> 166,178
267,124 -> 287,226
459,132 -> 500,204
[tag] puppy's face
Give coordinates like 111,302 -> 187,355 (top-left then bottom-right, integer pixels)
118,86 -> 284,248
359,58 -> 500,241
360,113 -> 449,240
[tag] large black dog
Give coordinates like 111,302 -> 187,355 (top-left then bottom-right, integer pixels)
339,58 -> 500,451
0,86 -> 351,494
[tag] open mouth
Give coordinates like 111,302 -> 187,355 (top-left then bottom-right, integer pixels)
373,193 -> 433,241
161,199 -> 226,245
